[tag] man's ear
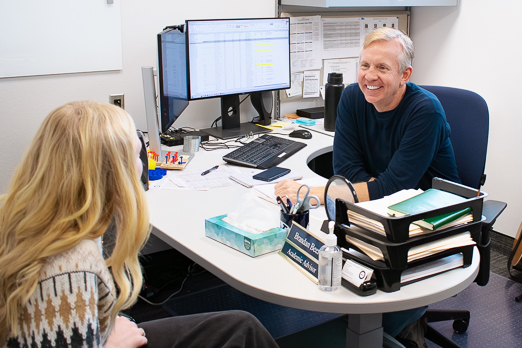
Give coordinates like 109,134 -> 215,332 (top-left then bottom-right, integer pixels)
401,66 -> 413,85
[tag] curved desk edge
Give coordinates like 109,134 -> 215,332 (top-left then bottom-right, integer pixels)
150,220 -> 480,315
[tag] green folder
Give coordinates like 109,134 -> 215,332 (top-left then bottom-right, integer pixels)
387,189 -> 471,231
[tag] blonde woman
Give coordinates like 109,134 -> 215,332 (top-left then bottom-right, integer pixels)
0,101 -> 278,348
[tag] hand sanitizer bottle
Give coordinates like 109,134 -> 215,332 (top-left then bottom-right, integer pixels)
318,221 -> 342,291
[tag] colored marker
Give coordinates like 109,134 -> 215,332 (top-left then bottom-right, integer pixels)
276,196 -> 288,213
285,195 -> 293,210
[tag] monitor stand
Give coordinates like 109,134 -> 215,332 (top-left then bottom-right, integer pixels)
200,94 -> 271,139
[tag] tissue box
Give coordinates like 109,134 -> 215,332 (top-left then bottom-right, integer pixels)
205,215 -> 287,257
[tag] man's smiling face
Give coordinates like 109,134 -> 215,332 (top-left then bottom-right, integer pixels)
358,39 -> 412,112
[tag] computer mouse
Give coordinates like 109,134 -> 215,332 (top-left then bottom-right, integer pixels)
289,129 -> 313,139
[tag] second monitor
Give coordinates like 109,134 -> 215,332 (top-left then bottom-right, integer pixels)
188,17 -> 291,138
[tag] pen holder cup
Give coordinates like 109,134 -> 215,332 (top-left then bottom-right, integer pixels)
280,210 -> 310,230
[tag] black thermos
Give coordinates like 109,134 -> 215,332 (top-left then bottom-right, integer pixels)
324,73 -> 344,132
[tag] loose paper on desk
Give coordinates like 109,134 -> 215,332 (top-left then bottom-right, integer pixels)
253,177 -> 329,227
222,191 -> 280,234
255,121 -> 296,133
253,176 -> 328,203
150,166 -> 235,191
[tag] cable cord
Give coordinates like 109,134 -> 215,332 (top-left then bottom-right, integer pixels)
199,132 -> 262,151
138,263 -> 202,306
164,126 -> 197,136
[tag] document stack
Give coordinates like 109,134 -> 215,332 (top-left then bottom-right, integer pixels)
335,178 -> 485,292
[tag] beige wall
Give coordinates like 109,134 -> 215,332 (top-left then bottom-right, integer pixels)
411,0 -> 522,237
0,0 -> 276,193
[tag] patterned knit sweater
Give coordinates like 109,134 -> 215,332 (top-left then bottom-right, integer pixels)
3,239 -> 116,348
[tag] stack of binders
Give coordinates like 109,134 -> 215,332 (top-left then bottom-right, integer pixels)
335,179 -> 485,292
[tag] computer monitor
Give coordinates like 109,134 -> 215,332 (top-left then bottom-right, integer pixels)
186,17 -> 291,139
157,26 -> 189,134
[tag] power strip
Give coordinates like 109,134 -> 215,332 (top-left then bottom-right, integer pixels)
160,133 -> 184,146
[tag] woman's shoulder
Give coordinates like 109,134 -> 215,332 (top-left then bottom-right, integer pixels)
40,239 -> 111,283
5,240 -> 116,347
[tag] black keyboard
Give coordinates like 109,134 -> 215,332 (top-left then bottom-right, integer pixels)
223,135 -> 307,169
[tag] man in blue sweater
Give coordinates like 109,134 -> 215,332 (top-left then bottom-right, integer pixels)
334,36 -> 460,201
277,28 -> 459,203
276,27 -> 461,347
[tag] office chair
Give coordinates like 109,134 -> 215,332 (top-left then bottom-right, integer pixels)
419,85 -> 507,348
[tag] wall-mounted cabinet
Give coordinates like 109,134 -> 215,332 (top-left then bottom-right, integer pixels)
281,0 -> 457,7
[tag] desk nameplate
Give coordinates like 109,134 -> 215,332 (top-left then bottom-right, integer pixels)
280,241 -> 319,283
286,223 -> 325,259
278,223 -> 326,284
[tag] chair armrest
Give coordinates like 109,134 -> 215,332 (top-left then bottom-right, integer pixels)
475,200 -> 506,287
482,200 -> 507,230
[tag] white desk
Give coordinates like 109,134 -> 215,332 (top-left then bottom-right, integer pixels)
146,130 -> 480,347
298,121 -> 335,138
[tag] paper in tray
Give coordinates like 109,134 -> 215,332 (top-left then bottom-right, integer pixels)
337,221 -> 481,270
335,179 -> 486,243
342,245 -> 475,292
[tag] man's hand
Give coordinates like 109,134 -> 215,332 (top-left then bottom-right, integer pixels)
353,182 -> 370,202
105,316 -> 148,348
275,179 -> 371,205
274,179 -> 325,205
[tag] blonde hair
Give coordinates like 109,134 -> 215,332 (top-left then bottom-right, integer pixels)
362,27 -> 414,73
0,101 -> 150,339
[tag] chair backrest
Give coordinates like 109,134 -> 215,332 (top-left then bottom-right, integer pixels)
420,85 -> 489,190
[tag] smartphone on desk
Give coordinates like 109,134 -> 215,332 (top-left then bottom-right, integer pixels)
253,167 -> 291,182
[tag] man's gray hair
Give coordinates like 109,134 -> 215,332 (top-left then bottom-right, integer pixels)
361,27 -> 414,73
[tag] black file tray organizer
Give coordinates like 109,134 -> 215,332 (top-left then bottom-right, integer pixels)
333,179 -> 485,292
334,178 -> 486,244
338,220 -> 481,270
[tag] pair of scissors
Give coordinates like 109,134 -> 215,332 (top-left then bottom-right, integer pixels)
294,184 -> 320,213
